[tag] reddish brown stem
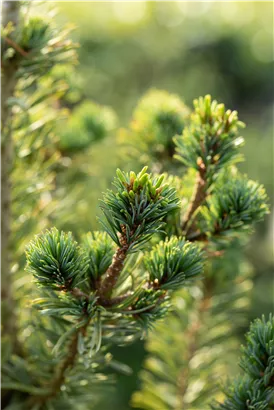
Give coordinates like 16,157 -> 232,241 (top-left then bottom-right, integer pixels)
70,280 -> 132,308
98,237 -> 129,302
4,36 -> 30,58
186,230 -> 207,242
181,167 -> 207,234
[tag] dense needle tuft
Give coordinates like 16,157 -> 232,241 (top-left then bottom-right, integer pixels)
99,167 -> 180,250
211,315 -> 274,409
199,176 -> 269,237
26,228 -> 88,290
174,95 -> 245,185
144,236 -> 204,291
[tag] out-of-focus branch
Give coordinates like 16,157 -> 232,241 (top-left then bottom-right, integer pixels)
1,0 -> 21,352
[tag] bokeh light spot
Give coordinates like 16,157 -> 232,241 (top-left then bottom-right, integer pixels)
112,2 -> 147,25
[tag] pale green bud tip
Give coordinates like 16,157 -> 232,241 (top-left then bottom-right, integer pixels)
155,174 -> 165,189
130,171 -> 136,181
238,121 -> 246,128
204,94 -> 211,104
217,103 -> 225,115
116,168 -> 126,182
139,174 -> 148,186
137,166 -> 148,178
193,98 -> 198,108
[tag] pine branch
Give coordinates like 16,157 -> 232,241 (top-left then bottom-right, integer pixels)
1,0 -> 21,353
59,101 -> 117,154
4,66 -> 270,410
211,315 -> 274,409
118,89 -> 189,173
70,288 -> 90,301
197,175 -> 269,241
26,228 -> 89,291
131,246 -> 254,410
98,231 -> 129,301
130,94 -> 269,410
28,318 -> 91,407
97,167 -> 180,301
17,175 -> 203,408
4,36 -> 30,58
174,95 -> 245,183
175,95 -> 246,235
181,162 -> 207,233
1,1 -> 78,363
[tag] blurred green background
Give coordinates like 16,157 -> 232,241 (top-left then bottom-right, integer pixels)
45,2 -> 274,409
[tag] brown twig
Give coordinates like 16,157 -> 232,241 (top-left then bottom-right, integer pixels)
69,279 -> 132,308
186,230 -> 207,242
4,36 -> 30,58
181,161 -> 207,234
98,230 -> 129,302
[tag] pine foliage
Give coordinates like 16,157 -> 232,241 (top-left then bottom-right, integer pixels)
26,228 -> 89,290
99,167 -> 179,250
2,1 -> 78,267
59,101 -> 117,154
174,95 -> 245,185
144,237 -> 203,291
1,3 -> 271,409
211,315 -> 274,409
199,176 -> 269,238
1,0 -> 79,360
131,248 -> 255,410
129,92 -> 270,409
1,2 -> 115,408
118,89 -> 189,171
2,168 -> 205,409
81,232 -> 115,289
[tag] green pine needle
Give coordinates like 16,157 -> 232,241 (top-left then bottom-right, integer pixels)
81,231 -> 115,287
144,236 -> 204,291
174,95 -> 245,185
211,315 -> 274,409
98,168 -> 180,250
26,228 -> 88,290
199,176 -> 269,238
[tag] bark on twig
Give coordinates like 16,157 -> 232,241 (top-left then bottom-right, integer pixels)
98,236 -> 129,301
4,36 -> 30,58
181,165 -> 207,234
